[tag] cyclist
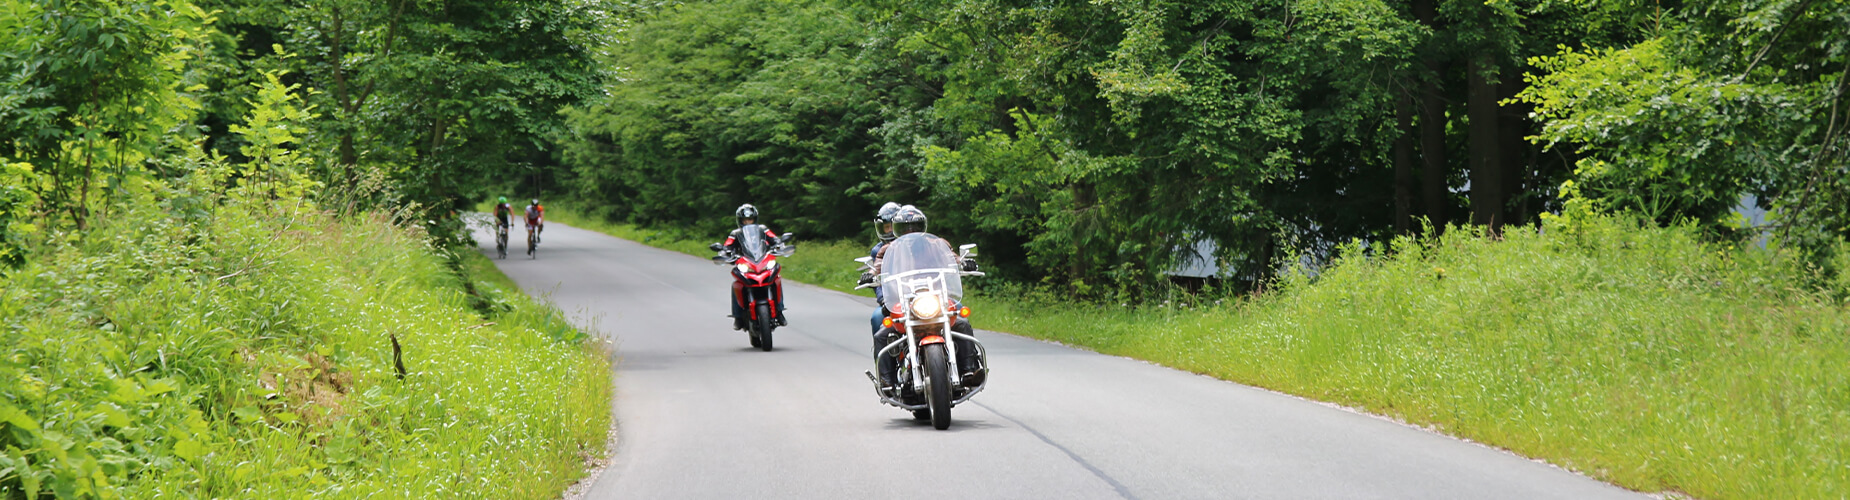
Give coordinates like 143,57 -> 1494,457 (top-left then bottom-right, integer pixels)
493,197 -> 514,257
525,198 -> 545,244
494,197 -> 515,230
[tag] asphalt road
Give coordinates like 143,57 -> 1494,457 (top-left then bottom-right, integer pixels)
472,220 -> 1647,500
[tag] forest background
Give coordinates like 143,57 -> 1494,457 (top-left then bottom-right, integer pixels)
7,0 -> 1844,292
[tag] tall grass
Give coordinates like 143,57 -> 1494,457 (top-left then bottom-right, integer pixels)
0,197 -> 611,498
550,203 -> 1848,499
977,219 -> 1850,499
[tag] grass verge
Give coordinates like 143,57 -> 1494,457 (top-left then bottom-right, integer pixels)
0,198 -> 611,498
545,203 -> 1848,499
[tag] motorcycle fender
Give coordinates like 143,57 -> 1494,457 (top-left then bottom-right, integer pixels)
919,335 -> 946,346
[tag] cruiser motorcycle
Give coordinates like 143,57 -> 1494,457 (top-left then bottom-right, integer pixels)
856,233 -> 986,429
710,226 -> 794,351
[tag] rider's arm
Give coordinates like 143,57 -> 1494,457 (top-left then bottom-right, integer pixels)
871,244 -> 889,275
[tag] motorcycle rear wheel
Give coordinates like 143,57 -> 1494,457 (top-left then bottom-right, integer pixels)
922,343 -> 952,430
756,304 -> 774,351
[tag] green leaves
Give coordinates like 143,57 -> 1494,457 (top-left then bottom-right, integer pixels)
563,0 -> 894,236
1519,1 -> 1850,252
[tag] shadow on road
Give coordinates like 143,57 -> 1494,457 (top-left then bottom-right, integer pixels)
881,417 -> 1006,432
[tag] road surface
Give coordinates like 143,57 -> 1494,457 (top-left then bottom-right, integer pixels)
473,220 -> 1646,499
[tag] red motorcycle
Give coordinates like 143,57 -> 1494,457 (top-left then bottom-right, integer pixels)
710,226 -> 794,351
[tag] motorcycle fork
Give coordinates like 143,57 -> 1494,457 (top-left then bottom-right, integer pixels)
740,283 -> 779,320
905,317 -> 961,389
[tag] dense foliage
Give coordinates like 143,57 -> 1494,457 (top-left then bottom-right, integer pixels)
1,0 -> 610,243
1520,0 -> 1850,254
558,0 -> 1846,294
1,0 -> 616,495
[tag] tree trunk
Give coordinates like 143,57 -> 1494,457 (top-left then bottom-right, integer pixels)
1466,58 -> 1503,231
332,6 -> 358,172
1500,75 -> 1532,226
1394,92 -> 1416,234
1413,0 -> 1448,233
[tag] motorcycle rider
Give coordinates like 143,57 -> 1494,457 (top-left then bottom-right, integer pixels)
721,204 -> 786,329
861,205 -> 981,388
868,202 -> 902,334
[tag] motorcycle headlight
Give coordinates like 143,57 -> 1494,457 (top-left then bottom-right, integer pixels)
765,259 -> 778,270
910,292 -> 943,319
736,263 -> 753,274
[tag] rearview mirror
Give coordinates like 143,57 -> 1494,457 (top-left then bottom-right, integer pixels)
958,243 -> 977,259
854,256 -> 873,265
781,232 -> 795,243
709,242 -> 724,252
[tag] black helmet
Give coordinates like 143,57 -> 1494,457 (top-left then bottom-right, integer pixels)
874,202 -> 901,241
891,205 -> 926,236
735,204 -> 758,227
530,199 -> 538,205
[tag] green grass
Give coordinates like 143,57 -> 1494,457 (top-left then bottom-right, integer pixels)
0,197 -> 611,498
548,203 -> 1849,499
976,219 -> 1850,500
458,244 -> 523,294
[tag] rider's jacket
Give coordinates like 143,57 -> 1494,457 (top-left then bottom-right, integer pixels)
525,204 -> 544,225
724,226 -> 781,256
869,241 -> 888,303
494,203 -> 513,226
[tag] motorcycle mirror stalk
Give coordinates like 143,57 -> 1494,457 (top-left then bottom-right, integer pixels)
958,243 -> 977,259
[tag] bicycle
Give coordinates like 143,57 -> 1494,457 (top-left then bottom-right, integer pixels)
527,224 -> 539,258
494,223 -> 509,259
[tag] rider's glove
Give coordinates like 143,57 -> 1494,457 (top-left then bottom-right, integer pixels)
857,272 -> 875,285
961,259 -> 979,272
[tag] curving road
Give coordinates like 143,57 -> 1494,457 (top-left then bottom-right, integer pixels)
472,220 -> 1646,499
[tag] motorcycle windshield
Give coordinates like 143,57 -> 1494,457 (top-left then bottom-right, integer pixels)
880,233 -> 963,304
738,225 -> 770,262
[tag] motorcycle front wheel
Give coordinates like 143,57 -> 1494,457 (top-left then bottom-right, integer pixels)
922,343 -> 952,429
756,303 -> 774,351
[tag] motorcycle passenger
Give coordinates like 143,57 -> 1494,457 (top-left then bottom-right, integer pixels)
722,204 -> 786,329
868,202 -> 902,334
524,199 -> 545,243
863,205 -> 981,388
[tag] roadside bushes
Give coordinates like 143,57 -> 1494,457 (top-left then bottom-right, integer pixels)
0,189 -> 610,497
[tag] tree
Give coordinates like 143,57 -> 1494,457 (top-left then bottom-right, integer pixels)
0,0 -> 215,229
1521,0 -> 1850,252
198,0 -> 611,214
